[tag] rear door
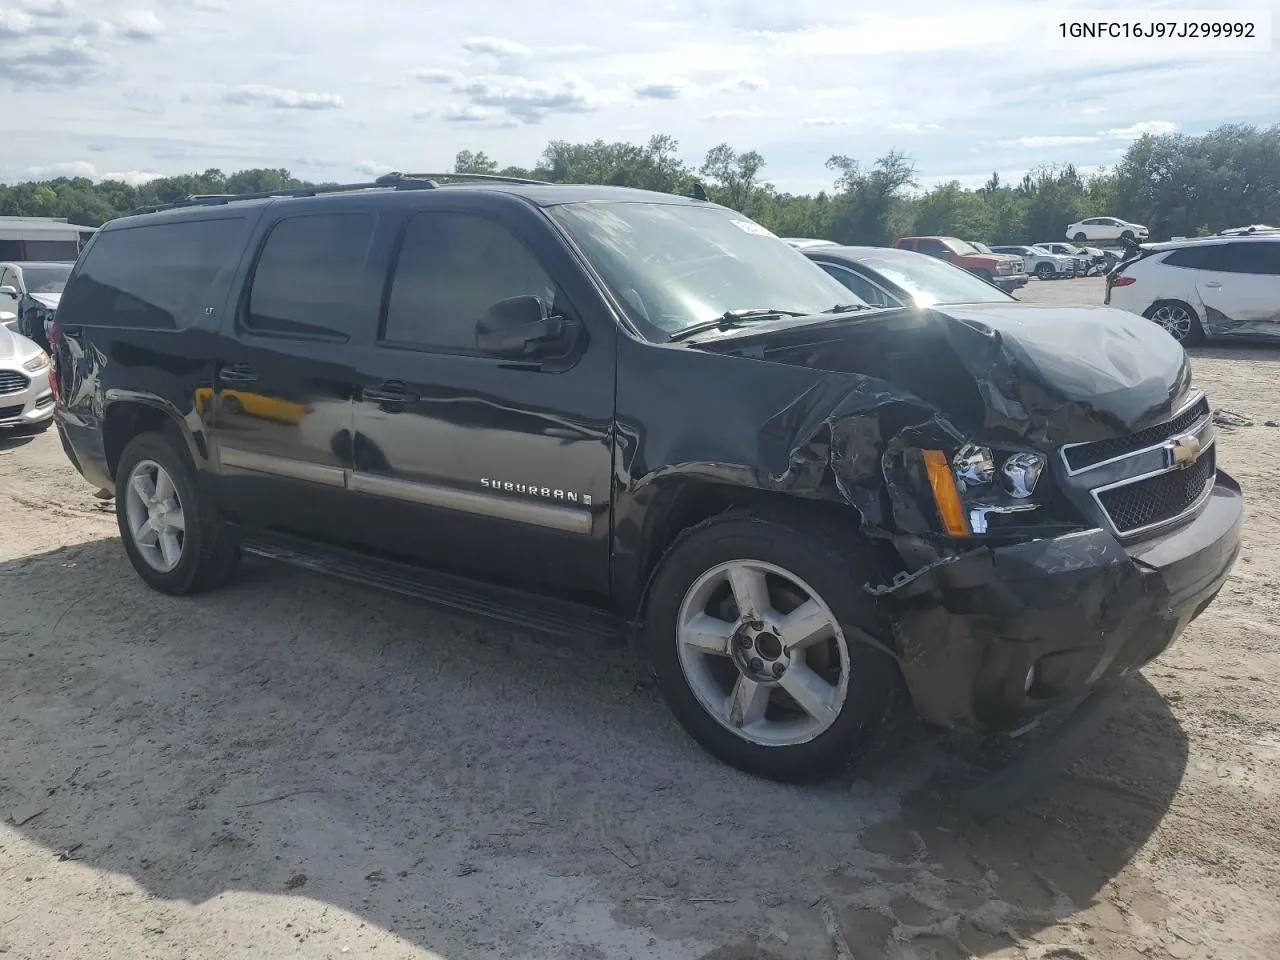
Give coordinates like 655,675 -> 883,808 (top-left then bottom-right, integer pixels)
343,194 -> 616,599
208,204 -> 384,541
1194,241 -> 1280,338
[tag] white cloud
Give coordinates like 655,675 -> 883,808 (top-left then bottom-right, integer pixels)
224,85 -> 343,110
455,74 -> 599,123
801,116 -> 850,127
708,75 -> 768,94
102,169 -> 162,184
461,36 -> 530,58
27,160 -> 97,177
1104,120 -> 1178,138
190,0 -> 229,9
997,135 -> 1101,148
354,159 -> 392,176
118,9 -> 163,40
890,122 -> 942,133
701,107 -> 771,122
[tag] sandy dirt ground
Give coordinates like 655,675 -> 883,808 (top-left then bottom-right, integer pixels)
2,276 -> 1278,960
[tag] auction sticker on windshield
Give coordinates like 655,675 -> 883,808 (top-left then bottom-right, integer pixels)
729,219 -> 776,237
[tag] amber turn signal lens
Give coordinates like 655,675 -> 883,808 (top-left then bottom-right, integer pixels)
922,449 -> 970,537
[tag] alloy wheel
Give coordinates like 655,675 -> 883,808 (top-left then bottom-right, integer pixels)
123,459 -> 187,573
1150,304 -> 1195,342
675,560 -> 851,747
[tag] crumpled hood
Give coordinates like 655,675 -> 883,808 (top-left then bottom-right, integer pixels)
0,325 -> 43,362
692,302 -> 1191,448
29,292 -> 61,311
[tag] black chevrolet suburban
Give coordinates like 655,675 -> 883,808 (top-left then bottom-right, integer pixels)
51,174 -> 1243,781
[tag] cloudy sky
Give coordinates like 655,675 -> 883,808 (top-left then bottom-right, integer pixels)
2,0 -> 1276,193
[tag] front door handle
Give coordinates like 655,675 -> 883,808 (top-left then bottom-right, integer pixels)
218,363 -> 259,384
1203,281 -> 1222,288
361,381 -> 418,404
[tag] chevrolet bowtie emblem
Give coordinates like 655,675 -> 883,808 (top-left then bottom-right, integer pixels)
1164,434 -> 1202,469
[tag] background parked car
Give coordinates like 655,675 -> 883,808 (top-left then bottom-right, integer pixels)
0,320 -> 54,433
1105,234 -> 1280,344
894,236 -> 1028,292
990,244 -> 1074,280
1066,217 -> 1149,243
0,261 -> 72,353
1034,242 -> 1093,275
801,244 -> 1018,307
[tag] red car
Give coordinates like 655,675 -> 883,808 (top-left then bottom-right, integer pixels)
895,236 -> 1028,292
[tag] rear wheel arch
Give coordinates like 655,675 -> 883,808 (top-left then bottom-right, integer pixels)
1143,299 -> 1205,345
103,399 -> 203,481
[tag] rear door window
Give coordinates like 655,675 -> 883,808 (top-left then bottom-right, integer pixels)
915,239 -> 947,257
58,217 -> 247,329
246,213 -> 377,340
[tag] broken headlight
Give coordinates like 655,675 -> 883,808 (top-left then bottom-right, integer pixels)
934,445 -> 1049,534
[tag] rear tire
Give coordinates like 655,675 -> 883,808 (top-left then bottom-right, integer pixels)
1073,232 -> 1087,242
644,508 -> 898,782
1144,300 -> 1205,346
115,429 -> 240,595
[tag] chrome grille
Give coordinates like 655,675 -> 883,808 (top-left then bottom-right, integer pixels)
1096,449 -> 1216,535
0,370 -> 31,395
1063,396 -> 1211,472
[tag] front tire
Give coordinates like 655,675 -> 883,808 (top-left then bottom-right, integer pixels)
115,430 -> 240,595
1035,262 -> 1055,280
1120,230 -> 1135,242
1073,232 -> 1087,242
1144,300 -> 1205,346
644,509 -> 897,782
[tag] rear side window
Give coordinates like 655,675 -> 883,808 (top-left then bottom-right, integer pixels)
247,213 -> 376,339
1160,242 -> 1280,274
58,218 -> 246,329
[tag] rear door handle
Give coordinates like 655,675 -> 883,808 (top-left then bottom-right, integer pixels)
361,380 -> 418,404
1203,281 -> 1222,288
218,363 -> 259,384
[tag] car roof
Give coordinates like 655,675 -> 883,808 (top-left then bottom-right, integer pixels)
1143,234 -> 1280,252
110,176 -> 719,229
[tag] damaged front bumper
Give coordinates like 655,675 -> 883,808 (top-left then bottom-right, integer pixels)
871,470 -> 1242,730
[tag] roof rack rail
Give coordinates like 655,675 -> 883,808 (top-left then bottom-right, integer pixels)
390,171 -> 550,185
128,170 -> 552,216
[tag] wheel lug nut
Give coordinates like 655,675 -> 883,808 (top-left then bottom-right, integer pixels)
739,635 -> 753,649
749,658 -> 764,672
772,663 -> 785,678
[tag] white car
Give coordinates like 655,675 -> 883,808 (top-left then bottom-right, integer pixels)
1105,234 -> 1280,344
0,321 -> 54,433
1066,217 -> 1149,244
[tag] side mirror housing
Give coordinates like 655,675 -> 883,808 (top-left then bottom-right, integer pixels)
475,295 -> 581,359
0,285 -> 18,298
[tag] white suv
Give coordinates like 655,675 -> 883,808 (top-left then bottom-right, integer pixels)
1105,235 -> 1280,345
1066,217 -> 1149,243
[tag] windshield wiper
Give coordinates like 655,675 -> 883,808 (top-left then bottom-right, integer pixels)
822,303 -> 872,314
667,308 -> 811,342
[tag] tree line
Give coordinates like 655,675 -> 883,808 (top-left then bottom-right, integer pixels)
2,124 -> 1276,245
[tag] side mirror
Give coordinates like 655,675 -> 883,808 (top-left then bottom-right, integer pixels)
0,285 -> 18,299
475,295 -> 580,359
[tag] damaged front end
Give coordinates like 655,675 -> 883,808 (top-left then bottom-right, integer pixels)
698,302 -> 1244,729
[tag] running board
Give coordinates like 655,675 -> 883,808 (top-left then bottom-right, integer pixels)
239,531 -> 628,646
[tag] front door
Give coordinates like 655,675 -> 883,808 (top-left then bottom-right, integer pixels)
208,208 -> 380,541
345,200 -> 616,601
